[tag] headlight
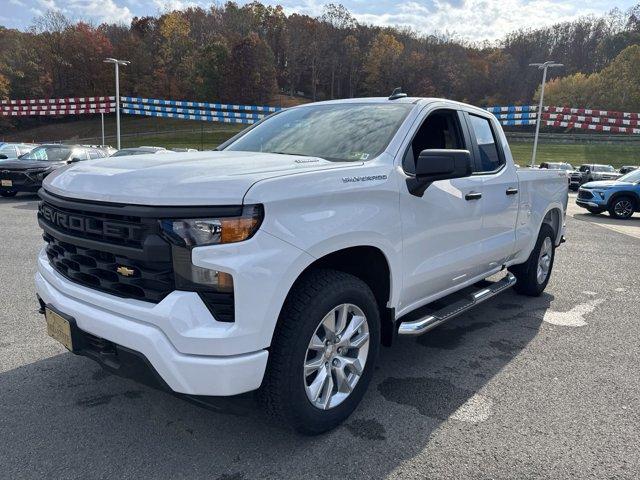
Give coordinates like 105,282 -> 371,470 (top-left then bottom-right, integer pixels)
160,204 -> 263,247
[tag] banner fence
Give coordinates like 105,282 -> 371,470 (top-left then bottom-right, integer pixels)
2,95 -> 639,134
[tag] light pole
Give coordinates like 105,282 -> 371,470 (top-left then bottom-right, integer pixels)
103,58 -> 130,149
529,61 -> 563,167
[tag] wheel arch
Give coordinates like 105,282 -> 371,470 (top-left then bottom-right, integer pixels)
608,190 -> 639,210
278,245 -> 397,347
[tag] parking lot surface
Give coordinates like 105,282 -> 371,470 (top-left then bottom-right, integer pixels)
1,192 -> 639,479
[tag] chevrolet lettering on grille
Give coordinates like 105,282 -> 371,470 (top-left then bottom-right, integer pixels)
39,203 -> 144,241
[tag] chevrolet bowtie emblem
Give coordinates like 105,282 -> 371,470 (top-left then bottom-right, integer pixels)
116,266 -> 135,277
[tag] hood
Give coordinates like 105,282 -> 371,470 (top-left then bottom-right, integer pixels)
0,160 -> 65,171
581,180 -> 631,189
43,150 -> 360,205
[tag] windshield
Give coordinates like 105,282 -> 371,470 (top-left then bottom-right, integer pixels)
224,103 -> 413,162
21,146 -> 72,162
619,169 -> 640,183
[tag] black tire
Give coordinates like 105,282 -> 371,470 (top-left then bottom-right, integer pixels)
0,190 -> 17,198
509,223 -> 556,297
586,207 -> 604,215
608,195 -> 636,219
259,268 -> 380,435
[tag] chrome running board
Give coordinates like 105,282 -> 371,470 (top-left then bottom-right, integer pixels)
397,273 -> 517,336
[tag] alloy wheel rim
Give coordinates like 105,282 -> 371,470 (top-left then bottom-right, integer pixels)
537,237 -> 553,284
303,303 -> 370,410
614,200 -> 633,218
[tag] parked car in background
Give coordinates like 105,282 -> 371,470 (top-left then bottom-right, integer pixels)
83,145 -> 117,156
0,142 -> 38,160
0,144 -> 107,197
539,162 -> 574,172
170,148 -> 199,152
110,146 -> 172,157
576,168 -> 640,219
619,165 -> 638,175
540,162 -> 573,185
569,164 -> 621,191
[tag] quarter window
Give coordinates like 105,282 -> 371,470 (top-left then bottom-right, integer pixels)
468,115 -> 503,173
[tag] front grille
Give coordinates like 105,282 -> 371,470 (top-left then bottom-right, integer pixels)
0,170 -> 29,186
38,190 -> 241,318
44,233 -> 174,302
578,190 -> 594,199
38,200 -> 150,248
38,192 -> 174,303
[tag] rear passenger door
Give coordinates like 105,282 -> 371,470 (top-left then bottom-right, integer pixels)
464,112 -> 519,274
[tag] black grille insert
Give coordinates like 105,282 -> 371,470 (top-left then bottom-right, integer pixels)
44,233 -> 174,302
578,190 -> 594,200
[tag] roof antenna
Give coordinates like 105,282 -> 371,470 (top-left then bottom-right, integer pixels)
388,87 -> 407,100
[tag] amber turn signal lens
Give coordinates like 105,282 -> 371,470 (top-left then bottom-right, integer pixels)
220,216 -> 261,243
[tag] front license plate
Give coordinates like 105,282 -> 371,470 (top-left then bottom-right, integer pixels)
1,179 -> 12,187
45,307 -> 74,351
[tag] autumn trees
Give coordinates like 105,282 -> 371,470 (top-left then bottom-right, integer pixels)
0,1 -> 640,111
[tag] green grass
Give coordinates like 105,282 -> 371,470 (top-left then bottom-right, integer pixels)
509,142 -> 640,169
120,127 -> 243,150
3,116 -> 639,168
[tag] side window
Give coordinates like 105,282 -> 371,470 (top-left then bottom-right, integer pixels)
0,145 -> 17,158
89,149 -> 103,159
403,109 -> 465,174
468,114 -> 504,173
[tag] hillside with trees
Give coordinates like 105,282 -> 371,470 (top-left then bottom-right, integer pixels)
0,2 -> 639,110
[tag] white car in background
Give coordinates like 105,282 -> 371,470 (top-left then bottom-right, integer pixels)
0,142 -> 38,160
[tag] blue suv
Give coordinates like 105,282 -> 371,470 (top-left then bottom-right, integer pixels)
576,168 -> 640,219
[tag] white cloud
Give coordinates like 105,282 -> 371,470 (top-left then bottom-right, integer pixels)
61,0 -> 133,24
349,0 -> 619,42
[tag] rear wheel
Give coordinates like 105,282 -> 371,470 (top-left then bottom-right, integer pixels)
259,269 -> 380,434
586,207 -> 604,215
608,196 -> 635,219
509,224 -> 556,297
0,190 -> 17,198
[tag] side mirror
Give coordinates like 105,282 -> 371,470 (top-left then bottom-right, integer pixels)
407,149 -> 472,196
0,154 -> 7,160
69,157 -> 82,163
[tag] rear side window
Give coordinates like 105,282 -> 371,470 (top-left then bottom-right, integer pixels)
89,149 -> 105,159
468,115 -> 503,173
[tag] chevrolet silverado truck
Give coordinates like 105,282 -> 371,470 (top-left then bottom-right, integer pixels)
577,168 -> 640,219
35,95 -> 568,434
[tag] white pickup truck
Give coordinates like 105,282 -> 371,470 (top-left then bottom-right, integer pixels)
35,95 -> 568,434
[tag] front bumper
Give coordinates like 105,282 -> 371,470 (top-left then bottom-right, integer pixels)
36,268 -> 268,396
0,172 -> 42,192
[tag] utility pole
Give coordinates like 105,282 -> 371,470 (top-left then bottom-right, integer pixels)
103,58 -> 130,150
529,61 -> 563,167
100,113 -> 105,146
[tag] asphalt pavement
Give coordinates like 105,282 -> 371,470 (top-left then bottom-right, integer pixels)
1,192 -> 639,479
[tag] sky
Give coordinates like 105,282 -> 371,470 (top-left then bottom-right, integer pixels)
1,0 -> 637,41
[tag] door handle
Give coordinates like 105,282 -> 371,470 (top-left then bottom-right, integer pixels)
506,187 -> 519,195
465,192 -> 482,201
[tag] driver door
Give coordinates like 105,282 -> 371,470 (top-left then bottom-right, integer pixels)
398,108 -> 485,315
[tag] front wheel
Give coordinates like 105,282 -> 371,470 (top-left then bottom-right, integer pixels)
509,223 -> 556,297
0,190 -> 17,198
608,196 -> 635,219
259,269 -> 380,434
